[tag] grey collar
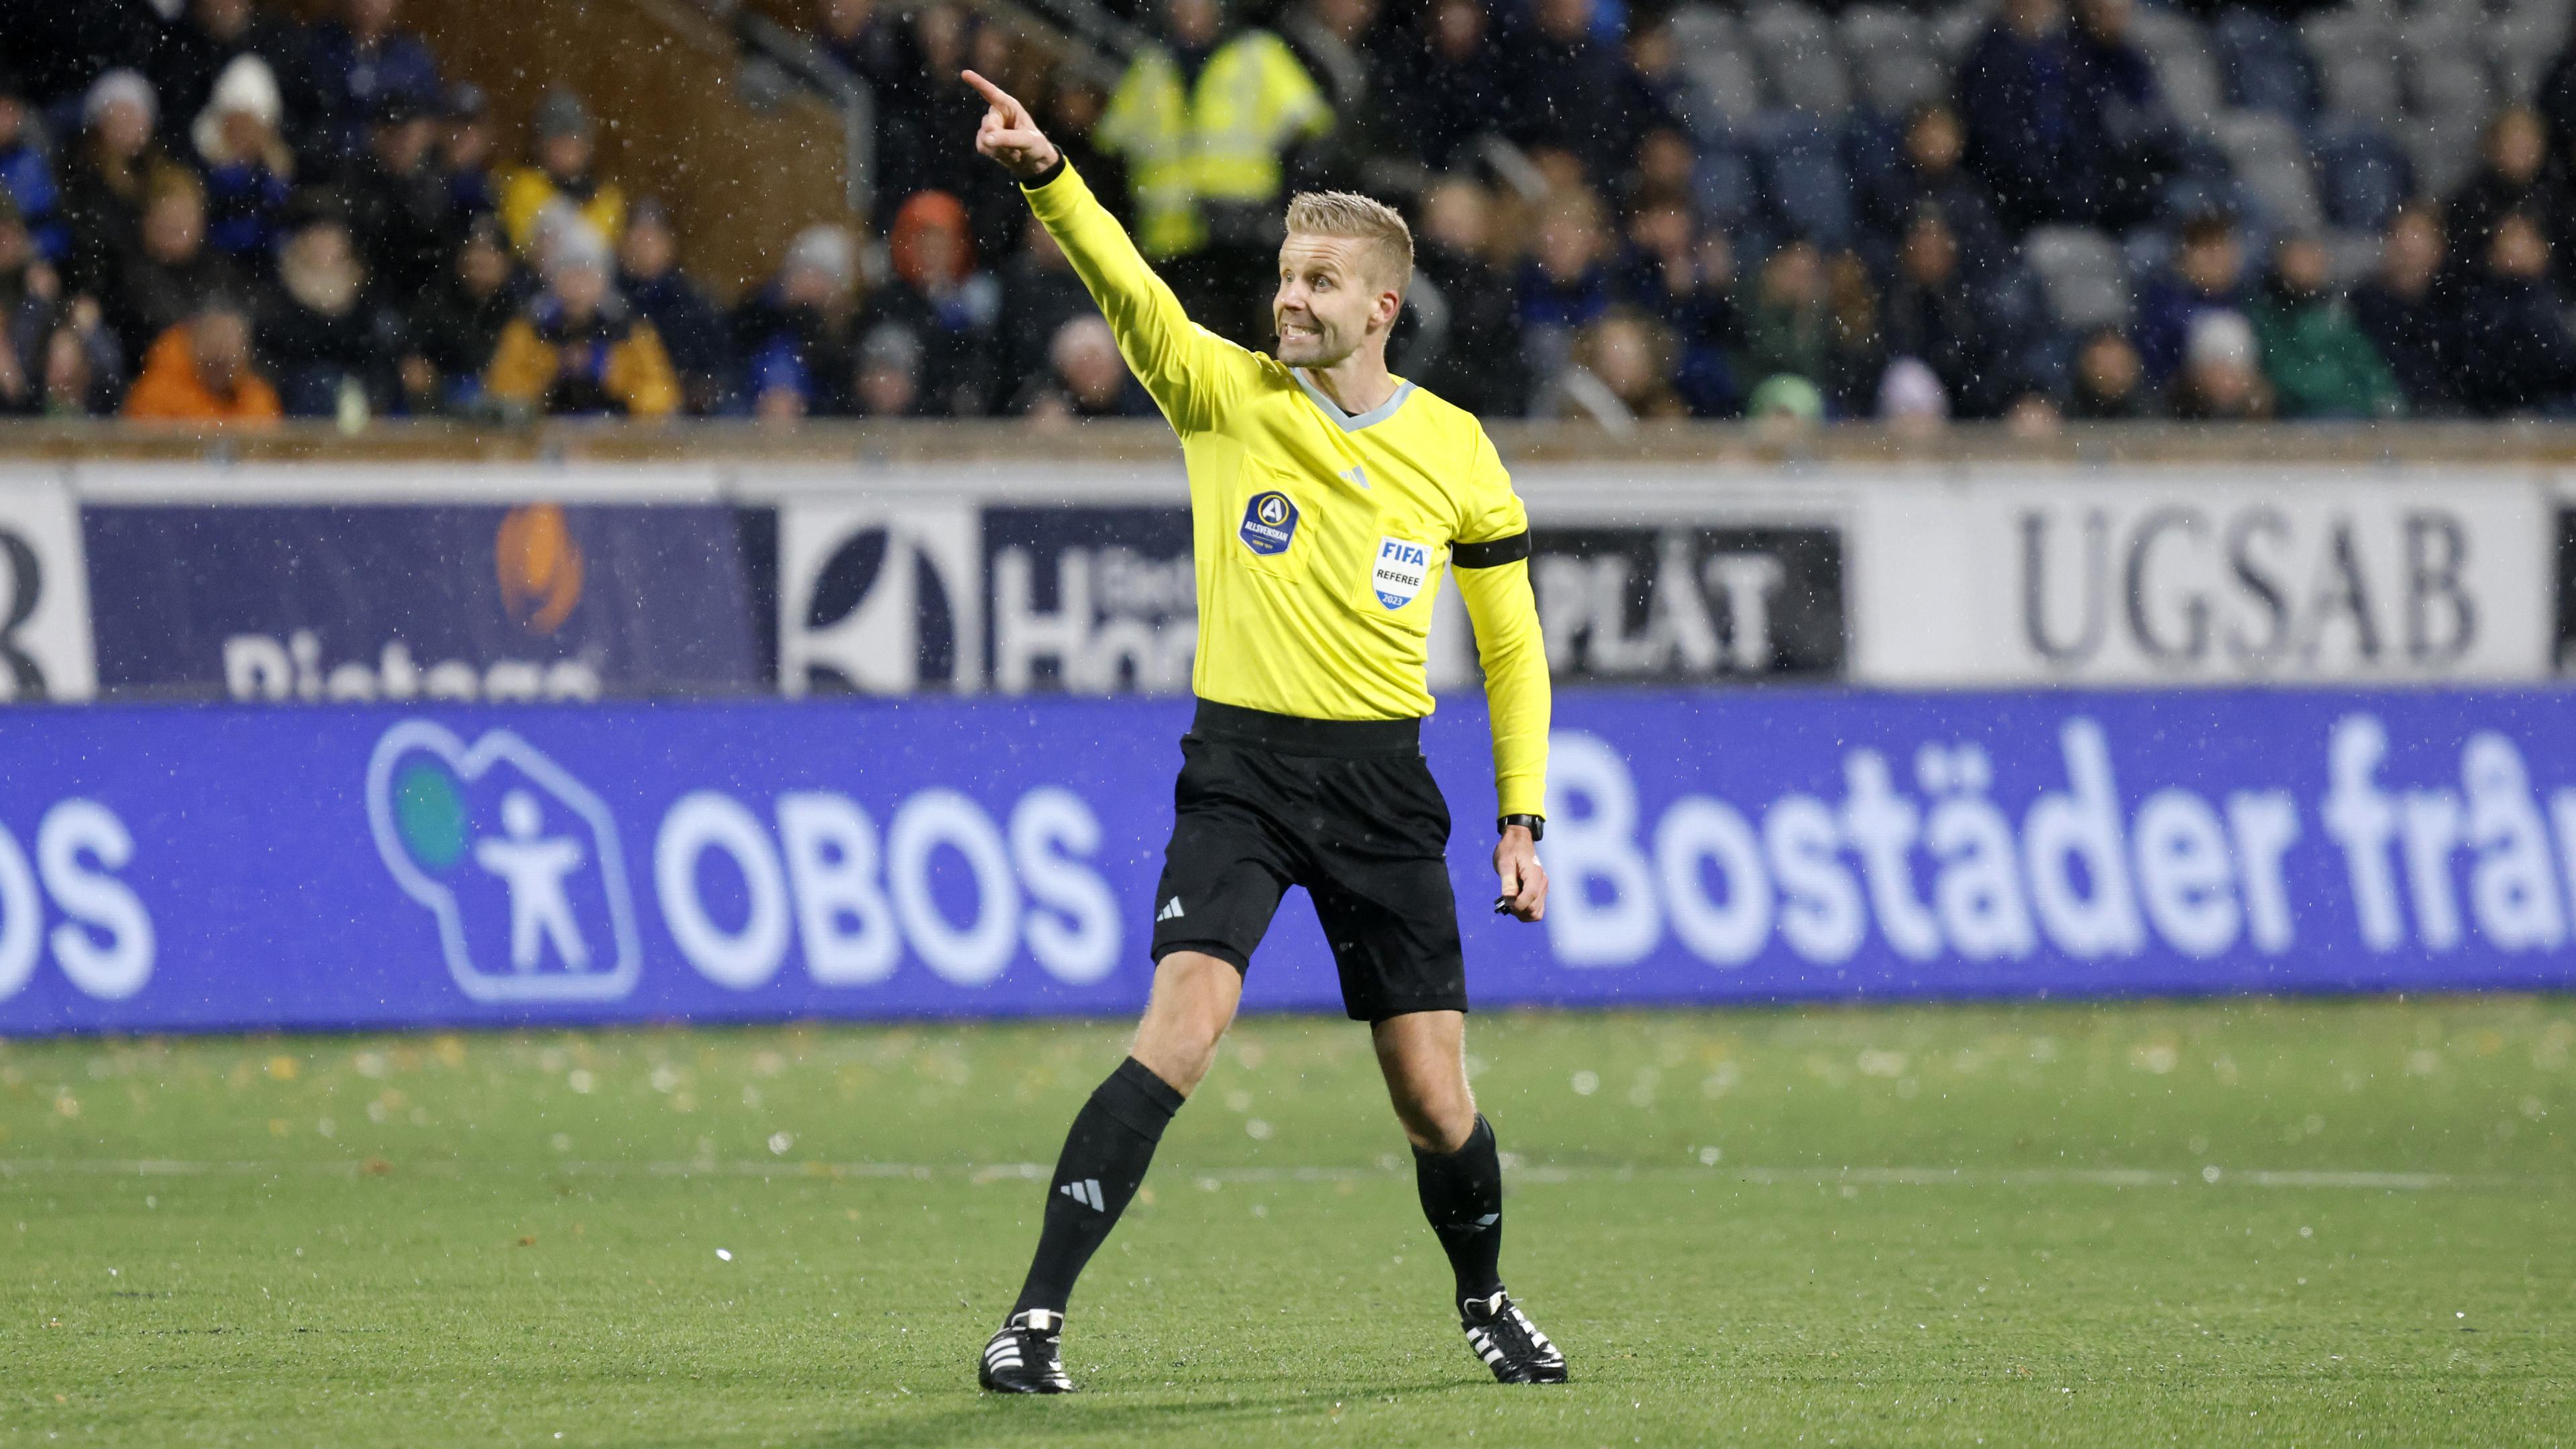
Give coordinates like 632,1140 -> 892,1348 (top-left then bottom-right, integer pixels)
1293,368 -> 1415,431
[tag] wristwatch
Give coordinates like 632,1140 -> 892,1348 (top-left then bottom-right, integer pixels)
1497,814 -> 1545,842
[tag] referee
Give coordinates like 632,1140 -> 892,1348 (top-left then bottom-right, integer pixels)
963,69 -> 1566,1393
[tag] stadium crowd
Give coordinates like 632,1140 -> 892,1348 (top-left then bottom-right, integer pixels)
5,0 -> 2576,423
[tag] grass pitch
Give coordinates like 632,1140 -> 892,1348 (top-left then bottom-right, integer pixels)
5,996 -> 2573,1446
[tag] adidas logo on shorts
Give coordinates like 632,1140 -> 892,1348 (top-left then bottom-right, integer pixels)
1059,1178 -> 1105,1211
1157,896 -> 1185,922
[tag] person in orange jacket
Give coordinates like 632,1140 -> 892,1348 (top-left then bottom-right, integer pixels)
122,298 -> 283,423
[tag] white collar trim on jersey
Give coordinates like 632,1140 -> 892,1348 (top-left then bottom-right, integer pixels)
1293,368 -> 1415,431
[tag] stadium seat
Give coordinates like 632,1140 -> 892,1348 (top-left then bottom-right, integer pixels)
2324,228 -> 2384,288
2487,4 -> 2566,104
1693,140 -> 1762,231
1672,3 -> 1768,128
2404,20 -> 2496,129
2312,120 -> 2412,233
1745,1 -> 1856,118
1930,1 -> 1997,66
2304,9 -> 2406,125
2025,225 -> 2133,331
1839,5 -> 1947,117
2399,115 -> 2485,198
2128,6 -> 2228,135
2215,110 -> 2325,233
1751,116 -> 1858,247
2216,7 -> 2321,123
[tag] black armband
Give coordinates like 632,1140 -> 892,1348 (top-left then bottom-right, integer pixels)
1498,814 -> 1545,841
1018,155 -> 1069,191
1452,531 -> 1532,569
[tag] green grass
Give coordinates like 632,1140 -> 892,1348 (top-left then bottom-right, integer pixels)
5,996 -> 2574,1446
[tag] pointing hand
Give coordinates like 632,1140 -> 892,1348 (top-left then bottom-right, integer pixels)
963,70 -> 1061,180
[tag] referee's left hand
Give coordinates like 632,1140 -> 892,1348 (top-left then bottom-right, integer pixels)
1495,826 -> 1547,922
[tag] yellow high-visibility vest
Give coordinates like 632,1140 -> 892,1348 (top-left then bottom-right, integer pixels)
1097,30 -> 1333,257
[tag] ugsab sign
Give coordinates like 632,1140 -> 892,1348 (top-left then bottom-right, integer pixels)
1855,470 -> 2552,684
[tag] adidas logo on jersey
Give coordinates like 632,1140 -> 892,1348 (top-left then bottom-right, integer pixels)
1059,1178 -> 1106,1211
1157,896 -> 1185,922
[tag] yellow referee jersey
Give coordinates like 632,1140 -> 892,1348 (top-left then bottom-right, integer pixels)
1020,161 -> 1550,818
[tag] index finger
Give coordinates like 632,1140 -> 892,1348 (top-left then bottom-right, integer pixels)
960,69 -> 1024,121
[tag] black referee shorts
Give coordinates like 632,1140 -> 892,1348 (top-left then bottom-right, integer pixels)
1148,698 -> 1466,1022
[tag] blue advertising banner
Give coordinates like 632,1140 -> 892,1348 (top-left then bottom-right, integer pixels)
2,686 -> 2574,1035
84,503 -> 768,702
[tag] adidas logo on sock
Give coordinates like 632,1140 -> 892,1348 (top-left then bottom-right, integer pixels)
1059,1178 -> 1105,1211
1157,896 -> 1185,922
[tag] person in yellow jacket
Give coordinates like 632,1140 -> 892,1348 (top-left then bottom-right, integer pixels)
497,90 -> 626,262
482,225 -> 678,419
958,69 -> 1568,1397
1096,0 -> 1332,341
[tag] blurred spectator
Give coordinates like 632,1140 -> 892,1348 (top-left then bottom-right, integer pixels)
869,7 -> 1025,264
1667,231 -> 1745,417
1881,204 -> 2021,418
1615,15 -> 1693,176
150,0 -> 325,172
1562,309 -> 1686,421
38,300 -> 128,417
257,209 -> 398,417
0,66 -> 66,263
995,221 -> 1093,407
1409,176 -> 1528,418
2134,212 -> 2248,384
1518,191 -> 1615,384
1039,72 -> 1131,230
346,91 -> 454,301
310,0 -> 442,169
1625,127 -> 1697,217
2167,309 -> 2271,420
500,90 -> 626,264
1380,0 -> 1508,173
2443,107 -> 2571,286
60,70 -> 167,299
0,197 -> 54,415
404,213 -> 525,411
484,224 -> 679,419
735,225 -> 859,418
2457,210 -> 2576,417
618,199 -> 730,416
1736,240 -> 1882,417
1017,314 -> 1155,421
816,0 -> 922,112
2067,0 -> 2179,231
124,295 -> 282,423
1858,105 -> 2010,282
861,191 -> 1001,417
440,83 -> 499,223
108,167 -> 238,361
2352,207 -> 2463,415
192,56 -> 296,276
852,321 -> 926,417
1097,0 -> 1332,343
2247,234 -> 2400,420
2538,26 -> 2576,186
1503,0 -> 1637,189
1744,372 -> 1825,437
1281,0 -> 1385,140
1957,0 -> 2108,232
1878,355 -> 1949,436
2063,326 -> 2157,418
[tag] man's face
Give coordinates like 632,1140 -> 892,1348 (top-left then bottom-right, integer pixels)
0,97 -> 24,148
621,218 -> 673,279
197,0 -> 251,40
1537,0 -> 1591,43
1167,0 -> 1218,47
2383,213 -> 2442,288
350,0 -> 398,36
1273,233 -> 1394,367
193,311 -> 251,392
373,115 -> 434,172
554,262 -> 607,317
2180,234 -> 2241,294
143,192 -> 203,264
97,99 -> 151,159
540,133 -> 590,181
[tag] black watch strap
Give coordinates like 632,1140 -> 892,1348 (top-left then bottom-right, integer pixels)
1498,814 -> 1544,841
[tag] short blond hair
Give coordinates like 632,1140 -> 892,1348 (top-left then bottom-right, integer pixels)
1285,190 -> 1414,294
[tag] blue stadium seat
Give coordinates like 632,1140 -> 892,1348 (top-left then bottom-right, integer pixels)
2215,7 -> 2321,123
1745,0 -> 1855,119
2312,121 -> 2412,233
2129,5 -> 2227,135
2025,225 -> 2133,332
1751,116 -> 1857,248
1839,5 -> 1946,118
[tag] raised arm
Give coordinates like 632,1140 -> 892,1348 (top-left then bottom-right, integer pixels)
965,69 -> 1254,433
1451,430 -> 1551,921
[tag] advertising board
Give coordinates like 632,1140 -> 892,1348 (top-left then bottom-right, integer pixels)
6,686 -> 2574,1036
0,471 -> 95,702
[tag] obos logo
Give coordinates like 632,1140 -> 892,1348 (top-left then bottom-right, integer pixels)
1240,492 -> 1298,555
367,720 -> 643,1002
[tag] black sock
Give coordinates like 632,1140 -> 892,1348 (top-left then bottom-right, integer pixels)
1012,1057 -> 1185,1317
1413,1113 -> 1505,1307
